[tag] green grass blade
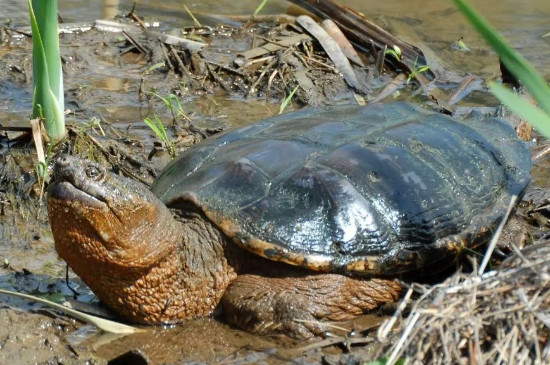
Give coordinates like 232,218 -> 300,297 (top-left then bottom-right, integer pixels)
144,116 -> 168,141
453,0 -> 550,113
254,0 -> 269,17
490,82 -> 550,138
29,0 -> 53,118
279,85 -> 299,114
144,115 -> 175,157
33,0 -> 63,105
28,0 -> 65,140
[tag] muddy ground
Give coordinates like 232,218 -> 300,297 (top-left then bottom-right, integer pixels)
0,12 -> 549,365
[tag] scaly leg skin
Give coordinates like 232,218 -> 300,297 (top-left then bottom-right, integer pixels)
220,273 -> 402,338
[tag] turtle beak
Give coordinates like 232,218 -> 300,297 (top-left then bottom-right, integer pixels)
48,154 -> 109,203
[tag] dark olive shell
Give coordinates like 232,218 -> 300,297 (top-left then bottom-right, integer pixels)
151,102 -> 530,274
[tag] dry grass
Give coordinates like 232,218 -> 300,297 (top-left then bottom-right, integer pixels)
374,243 -> 550,364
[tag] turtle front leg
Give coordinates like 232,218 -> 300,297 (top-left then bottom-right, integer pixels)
220,274 -> 401,338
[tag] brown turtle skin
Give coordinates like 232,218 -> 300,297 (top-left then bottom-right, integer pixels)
47,156 -> 399,337
47,103 -> 530,337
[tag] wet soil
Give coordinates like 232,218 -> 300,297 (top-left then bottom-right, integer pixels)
0,10 -> 549,365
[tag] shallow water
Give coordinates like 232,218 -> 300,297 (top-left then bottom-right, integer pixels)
1,0 -> 549,129
2,0 -> 549,75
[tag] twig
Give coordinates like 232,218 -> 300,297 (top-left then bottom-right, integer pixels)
292,318 -> 350,333
266,69 -> 279,100
377,286 -> 413,340
293,335 -> 372,353
533,144 -> 550,161
122,30 -> 149,55
0,289 -> 139,334
247,58 -> 278,97
206,63 -> 233,92
386,311 -> 420,365
478,195 -> 518,275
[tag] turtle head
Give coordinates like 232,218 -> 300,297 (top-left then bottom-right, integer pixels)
47,155 -> 179,274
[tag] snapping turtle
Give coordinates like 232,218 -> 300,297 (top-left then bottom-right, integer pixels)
47,102 -> 530,337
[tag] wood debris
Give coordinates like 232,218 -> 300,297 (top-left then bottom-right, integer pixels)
375,243 -> 550,364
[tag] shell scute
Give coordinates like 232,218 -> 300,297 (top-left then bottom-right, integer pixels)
151,102 -> 530,274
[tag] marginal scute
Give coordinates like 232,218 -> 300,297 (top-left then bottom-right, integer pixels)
152,102 -> 531,275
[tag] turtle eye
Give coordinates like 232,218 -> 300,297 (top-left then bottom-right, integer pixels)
85,166 -> 103,181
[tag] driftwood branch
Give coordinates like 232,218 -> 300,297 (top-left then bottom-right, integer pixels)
287,0 -> 435,84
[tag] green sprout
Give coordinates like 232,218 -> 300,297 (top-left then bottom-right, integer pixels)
35,142 -> 54,200
184,5 -> 201,27
385,45 -> 402,62
454,0 -> 550,138
456,37 -> 470,51
254,0 -> 269,17
28,0 -> 65,141
144,62 -> 166,75
146,91 -> 191,123
279,85 -> 299,114
87,117 -> 105,136
144,114 -> 176,158
407,58 -> 431,84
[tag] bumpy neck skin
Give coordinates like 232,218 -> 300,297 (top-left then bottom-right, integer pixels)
75,217 -> 236,324
47,155 -> 236,323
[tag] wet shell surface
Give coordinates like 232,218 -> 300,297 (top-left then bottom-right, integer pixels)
152,102 -> 531,274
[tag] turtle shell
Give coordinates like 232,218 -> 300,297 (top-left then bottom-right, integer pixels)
151,102 -> 530,275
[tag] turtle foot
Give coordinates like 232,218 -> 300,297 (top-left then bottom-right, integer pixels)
220,273 -> 401,338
